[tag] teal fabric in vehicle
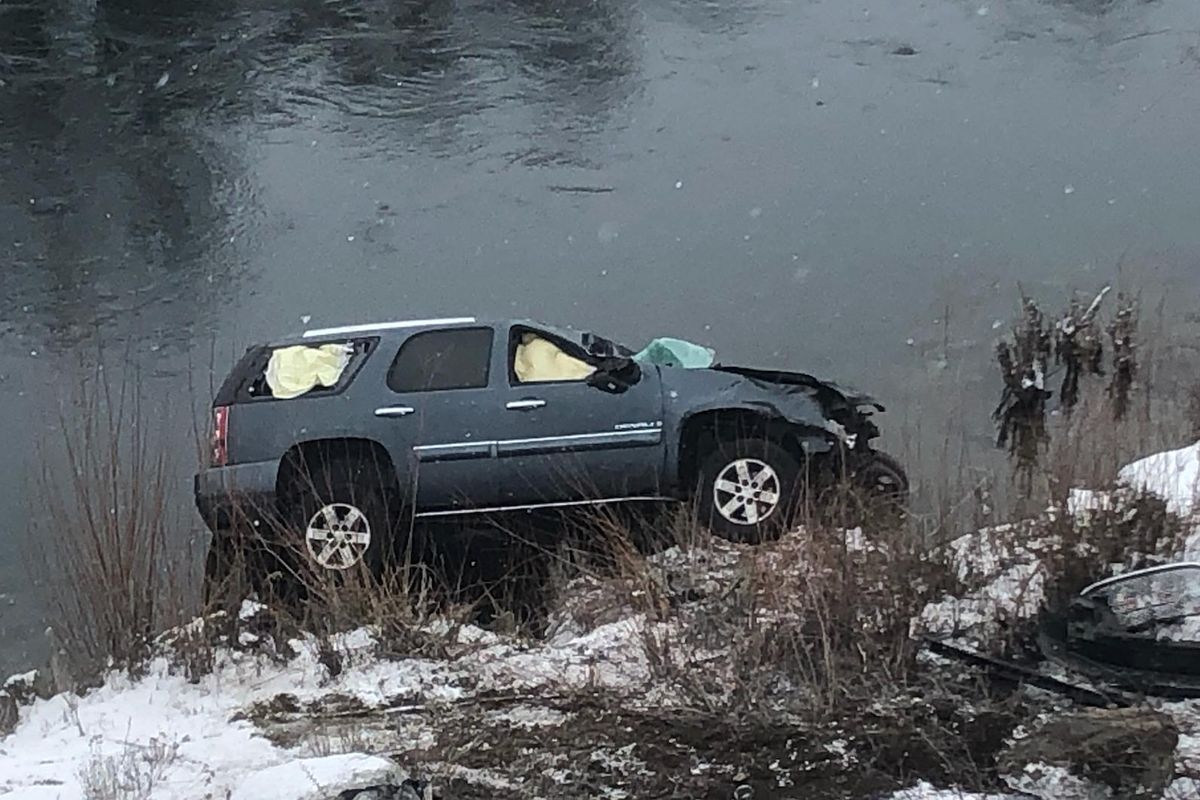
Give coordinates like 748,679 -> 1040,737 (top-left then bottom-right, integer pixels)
633,337 -> 715,369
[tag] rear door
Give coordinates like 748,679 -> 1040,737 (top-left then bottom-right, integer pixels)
490,324 -> 667,507
375,325 -> 501,511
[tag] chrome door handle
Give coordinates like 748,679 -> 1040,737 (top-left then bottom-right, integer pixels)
506,399 -> 546,411
375,406 -> 415,418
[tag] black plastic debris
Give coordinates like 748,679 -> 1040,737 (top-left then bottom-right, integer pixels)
929,563 -> 1200,701
1047,563 -> 1200,698
922,637 -> 1130,707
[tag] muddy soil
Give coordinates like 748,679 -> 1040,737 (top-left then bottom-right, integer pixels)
250,671 -> 1029,799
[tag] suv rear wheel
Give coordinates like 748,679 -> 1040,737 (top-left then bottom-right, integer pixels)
697,437 -> 801,542
293,457 -> 393,574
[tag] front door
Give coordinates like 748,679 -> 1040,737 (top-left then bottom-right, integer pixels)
490,324 -> 666,507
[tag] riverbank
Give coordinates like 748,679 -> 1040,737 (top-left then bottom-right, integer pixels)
3,439 -> 1200,799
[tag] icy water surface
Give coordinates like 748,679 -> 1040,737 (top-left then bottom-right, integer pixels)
3,0 -> 1200,670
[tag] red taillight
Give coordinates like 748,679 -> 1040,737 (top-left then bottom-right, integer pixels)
212,406 -> 229,467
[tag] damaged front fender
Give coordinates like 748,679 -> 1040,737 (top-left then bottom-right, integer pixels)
660,364 -> 887,488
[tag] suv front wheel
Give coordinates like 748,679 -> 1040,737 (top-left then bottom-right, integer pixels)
697,437 -> 801,542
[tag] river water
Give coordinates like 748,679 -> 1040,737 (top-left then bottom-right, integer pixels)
3,0 -> 1200,671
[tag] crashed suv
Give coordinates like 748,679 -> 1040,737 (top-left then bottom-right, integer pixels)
195,317 -> 907,573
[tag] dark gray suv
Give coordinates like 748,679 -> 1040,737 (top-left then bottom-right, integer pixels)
195,317 -> 907,575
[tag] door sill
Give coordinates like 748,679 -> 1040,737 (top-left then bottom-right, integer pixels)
413,496 -> 676,519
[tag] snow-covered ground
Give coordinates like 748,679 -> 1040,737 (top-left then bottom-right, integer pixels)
912,439 -> 1200,800
1122,441 -> 1200,520
0,602 -> 654,799
3,440 -> 1200,799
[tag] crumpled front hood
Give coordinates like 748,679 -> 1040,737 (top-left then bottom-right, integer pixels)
709,364 -> 885,412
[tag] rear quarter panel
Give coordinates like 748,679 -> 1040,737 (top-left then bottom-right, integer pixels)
224,341 -> 398,470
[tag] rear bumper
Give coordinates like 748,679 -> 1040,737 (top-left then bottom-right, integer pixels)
194,460 -> 280,531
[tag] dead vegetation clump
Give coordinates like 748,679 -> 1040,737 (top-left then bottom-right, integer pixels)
78,735 -> 181,800
27,360 -> 199,685
1040,488 -> 1185,611
1054,286 -> 1108,412
292,561 -> 461,663
1107,292 -> 1139,421
993,286 -> 1151,499
635,521 -> 947,722
994,295 -> 1053,485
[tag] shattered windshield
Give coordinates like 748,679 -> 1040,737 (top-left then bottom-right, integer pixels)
564,325 -> 717,369
576,329 -> 633,359
633,337 -> 716,369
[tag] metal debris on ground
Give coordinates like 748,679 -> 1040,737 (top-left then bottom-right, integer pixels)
928,562 -> 1200,701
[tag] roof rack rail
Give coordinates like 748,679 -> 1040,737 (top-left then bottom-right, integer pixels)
302,317 -> 478,338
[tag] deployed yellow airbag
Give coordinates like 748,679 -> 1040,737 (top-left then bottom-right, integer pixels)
513,334 -> 596,383
265,344 -> 352,399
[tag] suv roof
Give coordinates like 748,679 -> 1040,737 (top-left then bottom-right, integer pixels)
263,316 -> 477,347
268,317 -> 612,348
300,317 -> 478,339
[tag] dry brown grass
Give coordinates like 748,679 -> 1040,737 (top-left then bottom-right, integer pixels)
642,515 -> 952,722
27,360 -> 200,682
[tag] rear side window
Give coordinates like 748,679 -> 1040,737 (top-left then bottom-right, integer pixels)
214,338 -> 376,405
388,327 -> 493,393
214,344 -> 270,406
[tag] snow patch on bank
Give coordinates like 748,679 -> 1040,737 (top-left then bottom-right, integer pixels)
918,439 -> 1200,648
0,612 -> 652,800
887,783 -> 1017,799
229,754 -> 406,800
914,521 -> 1051,646
1121,441 -> 1200,519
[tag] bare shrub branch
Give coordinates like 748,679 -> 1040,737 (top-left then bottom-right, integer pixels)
28,354 -> 199,680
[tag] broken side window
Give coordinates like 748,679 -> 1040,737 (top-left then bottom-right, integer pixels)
226,338 -> 374,402
510,329 -> 597,383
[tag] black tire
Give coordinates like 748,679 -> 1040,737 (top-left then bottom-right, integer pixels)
840,451 -> 910,526
855,451 -> 910,501
292,456 -> 395,576
696,436 -> 802,543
